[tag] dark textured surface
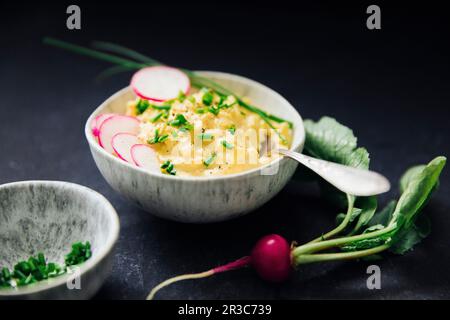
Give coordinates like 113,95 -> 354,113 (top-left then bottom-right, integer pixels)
0,1 -> 449,299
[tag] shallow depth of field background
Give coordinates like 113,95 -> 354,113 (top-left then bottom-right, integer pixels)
0,1 -> 449,299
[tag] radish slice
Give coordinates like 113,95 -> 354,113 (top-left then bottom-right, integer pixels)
131,66 -> 190,102
92,113 -> 114,137
111,133 -> 141,163
131,144 -> 160,172
98,115 -> 140,154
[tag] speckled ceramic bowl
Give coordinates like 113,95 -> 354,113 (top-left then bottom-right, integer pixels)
85,71 -> 305,223
0,181 -> 120,300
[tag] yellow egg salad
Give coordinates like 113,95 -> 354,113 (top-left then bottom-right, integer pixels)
126,88 -> 292,176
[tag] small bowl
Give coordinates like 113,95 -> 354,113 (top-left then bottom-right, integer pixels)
0,181 -> 120,300
85,71 -> 305,223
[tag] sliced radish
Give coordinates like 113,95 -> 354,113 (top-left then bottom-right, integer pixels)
92,113 -> 114,137
98,115 -> 140,154
111,133 -> 141,163
131,66 -> 190,102
131,144 -> 160,172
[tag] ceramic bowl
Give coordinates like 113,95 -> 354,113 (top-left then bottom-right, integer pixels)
85,71 -> 305,223
0,181 -> 120,300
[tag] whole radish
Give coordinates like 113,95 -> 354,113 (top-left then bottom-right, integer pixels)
147,234 -> 292,300
250,234 -> 292,283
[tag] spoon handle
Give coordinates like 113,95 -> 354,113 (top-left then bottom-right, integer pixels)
277,149 -> 390,196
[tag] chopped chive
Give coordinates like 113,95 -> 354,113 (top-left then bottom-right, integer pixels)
187,96 -> 196,104
148,129 -> 169,144
228,125 -> 236,135
198,133 -> 214,141
2,268 -> 10,280
202,91 -> 214,106
168,114 -> 189,127
195,108 -> 207,114
65,241 -> 92,266
203,152 -> 217,167
151,112 -> 164,123
161,160 -> 170,169
37,253 -> 45,266
151,104 -> 171,111
177,90 -> 186,102
13,269 -> 26,280
171,131 -> 178,138
136,99 -> 150,114
208,106 -> 220,116
161,160 -> 176,175
1,242 -> 90,289
221,140 -> 234,149
158,134 -> 169,143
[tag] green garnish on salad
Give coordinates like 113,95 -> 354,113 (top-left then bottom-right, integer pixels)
148,129 -> 169,144
203,152 -> 217,167
221,140 -> 233,149
161,160 -> 176,175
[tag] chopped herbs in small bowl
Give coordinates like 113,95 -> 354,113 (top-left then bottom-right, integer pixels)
0,181 -> 120,299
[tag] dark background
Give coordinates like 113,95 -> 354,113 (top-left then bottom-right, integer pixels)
1,1 -> 449,299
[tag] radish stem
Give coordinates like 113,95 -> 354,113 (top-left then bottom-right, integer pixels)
292,224 -> 396,256
293,244 -> 390,265
308,194 -> 355,244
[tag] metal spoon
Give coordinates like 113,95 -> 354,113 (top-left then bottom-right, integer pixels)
259,137 -> 390,196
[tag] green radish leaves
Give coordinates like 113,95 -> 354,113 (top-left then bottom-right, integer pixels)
391,156 -> 445,230
299,116 -> 446,260
387,156 -> 446,253
303,117 -> 370,170
303,117 -> 375,236
335,196 -> 377,235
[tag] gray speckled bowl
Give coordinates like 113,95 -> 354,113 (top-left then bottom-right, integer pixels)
85,71 -> 305,223
0,181 -> 120,300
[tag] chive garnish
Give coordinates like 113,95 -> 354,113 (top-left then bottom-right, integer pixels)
198,133 -> 214,141
208,105 -> 220,115
161,160 -> 176,175
221,140 -> 233,149
202,91 -> 214,106
177,90 -> 186,102
151,112 -> 164,123
136,99 -> 150,114
228,125 -> 236,135
151,105 -> 171,111
195,108 -> 207,114
168,114 -> 189,127
148,129 -> 169,144
0,242 -> 91,289
187,96 -> 196,104
203,152 -> 217,167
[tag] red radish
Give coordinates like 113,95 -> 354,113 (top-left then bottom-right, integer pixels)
111,133 -> 141,163
131,66 -> 190,102
250,234 -> 292,283
147,234 -> 292,300
131,144 -> 160,172
91,113 -> 114,137
98,115 -> 140,154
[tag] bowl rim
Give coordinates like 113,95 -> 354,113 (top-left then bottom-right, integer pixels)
0,180 -> 120,297
85,70 -> 305,181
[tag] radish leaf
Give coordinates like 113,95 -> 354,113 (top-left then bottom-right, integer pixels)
303,117 -> 369,170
